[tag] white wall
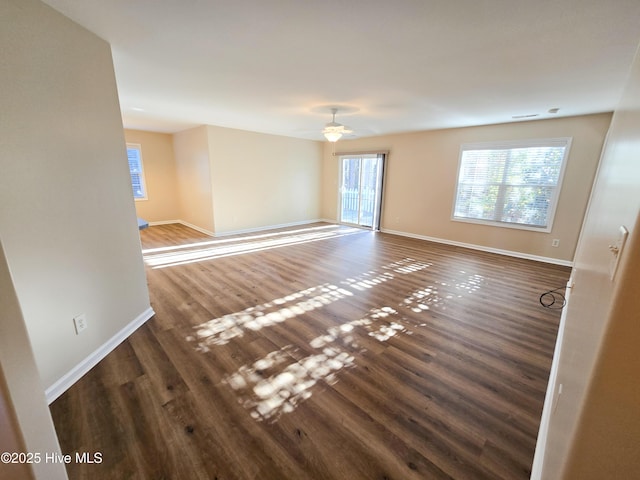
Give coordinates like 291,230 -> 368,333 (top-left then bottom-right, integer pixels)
171,124 -> 323,235
173,126 -> 215,233
0,240 -> 67,480
0,0 -> 151,393
538,42 -> 640,479
207,125 -> 323,234
321,114 -> 610,264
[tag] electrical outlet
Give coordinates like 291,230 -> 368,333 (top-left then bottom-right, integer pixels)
73,314 -> 88,334
551,239 -> 560,247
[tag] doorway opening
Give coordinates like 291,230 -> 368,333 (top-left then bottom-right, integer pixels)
338,153 -> 385,230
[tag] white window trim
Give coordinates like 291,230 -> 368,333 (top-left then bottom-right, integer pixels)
451,137 -> 572,233
126,143 -> 148,201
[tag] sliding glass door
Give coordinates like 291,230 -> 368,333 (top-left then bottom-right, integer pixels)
339,153 -> 385,229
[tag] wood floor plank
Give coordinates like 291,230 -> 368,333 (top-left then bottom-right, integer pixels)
50,222 -> 570,479
127,323 -> 190,405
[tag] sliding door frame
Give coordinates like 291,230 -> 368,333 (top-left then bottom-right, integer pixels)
336,151 -> 387,231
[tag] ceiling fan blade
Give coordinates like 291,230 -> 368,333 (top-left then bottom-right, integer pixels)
323,124 -> 353,133
323,125 -> 343,134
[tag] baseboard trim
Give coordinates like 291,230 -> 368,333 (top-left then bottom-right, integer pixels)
380,228 -> 574,267
45,306 -> 155,404
148,220 -> 215,236
177,221 -> 215,236
214,219 -> 326,237
148,219 -> 181,226
147,220 -> 571,266
530,278 -> 573,479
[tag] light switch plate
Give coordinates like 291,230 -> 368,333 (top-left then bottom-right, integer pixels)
610,225 -> 629,281
74,313 -> 88,334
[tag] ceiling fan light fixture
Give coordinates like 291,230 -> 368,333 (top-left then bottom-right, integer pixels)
324,130 -> 343,142
322,107 -> 350,142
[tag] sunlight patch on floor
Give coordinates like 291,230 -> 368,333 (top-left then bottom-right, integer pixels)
309,306 -> 399,349
142,224 -> 341,255
223,306 -> 414,422
382,257 -> 432,274
224,346 -> 356,421
341,271 -> 395,291
143,226 -> 362,268
187,251 -> 448,422
190,257 -> 432,349
339,257 -> 431,291
189,284 -> 353,348
402,272 -> 485,313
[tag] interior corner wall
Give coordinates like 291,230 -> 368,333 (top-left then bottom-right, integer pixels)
206,125 -> 323,234
0,240 -> 68,480
321,113 -> 611,263
0,0 -> 151,390
173,125 -> 215,234
124,129 -> 181,223
0,369 -> 33,480
540,42 -> 640,479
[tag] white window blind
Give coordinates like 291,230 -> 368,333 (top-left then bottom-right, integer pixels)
126,143 -> 147,200
452,138 -> 571,231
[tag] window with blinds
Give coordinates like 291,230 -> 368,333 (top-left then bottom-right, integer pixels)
452,138 -> 571,231
127,143 -> 147,200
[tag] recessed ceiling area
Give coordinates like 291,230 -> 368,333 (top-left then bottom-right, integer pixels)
42,0 -> 640,140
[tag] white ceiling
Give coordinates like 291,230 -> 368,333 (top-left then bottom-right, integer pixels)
42,0 -> 640,141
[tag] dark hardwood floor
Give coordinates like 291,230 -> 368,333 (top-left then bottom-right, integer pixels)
50,223 -> 570,479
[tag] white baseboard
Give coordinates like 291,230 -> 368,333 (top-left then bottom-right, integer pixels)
380,228 -> 574,267
148,220 -> 215,236
45,306 -> 155,404
148,219 -> 181,226
213,219 -> 326,237
530,279 -> 573,479
177,221 -> 215,236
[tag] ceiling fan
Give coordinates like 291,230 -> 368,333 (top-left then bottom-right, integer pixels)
322,108 -> 353,142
